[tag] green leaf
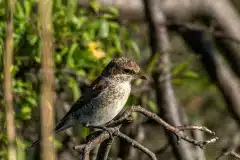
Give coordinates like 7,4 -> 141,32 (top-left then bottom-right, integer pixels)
15,1 -> 25,19
81,127 -> 90,139
67,43 -> 78,68
109,22 -> 119,29
172,61 -> 189,75
67,0 -> 77,18
21,106 -> 32,120
101,14 -> 114,19
183,71 -> 199,78
113,35 -> 122,52
34,56 -> 40,63
27,34 -> 38,45
16,138 -> 26,160
68,77 -> 80,101
54,139 -> 63,149
76,69 -> 86,77
99,20 -> 109,38
146,53 -> 161,73
26,97 -> 37,106
130,41 -> 140,58
107,7 -> 119,16
21,106 -> 31,114
90,0 -> 100,13
147,100 -> 158,113
72,17 -> 87,29
82,32 -> 92,41
56,54 -> 62,63
172,78 -> 183,85
24,0 -> 31,17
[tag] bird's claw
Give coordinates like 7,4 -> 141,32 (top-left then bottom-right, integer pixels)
89,125 -> 114,140
103,127 -> 114,140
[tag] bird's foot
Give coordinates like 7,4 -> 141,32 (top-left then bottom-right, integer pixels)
88,125 -> 114,140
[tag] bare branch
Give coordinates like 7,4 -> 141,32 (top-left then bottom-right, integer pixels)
74,126 -> 157,160
73,106 -> 217,160
180,29 -> 240,127
176,125 -> 215,135
4,0 -> 16,159
74,128 -> 117,160
117,131 -> 157,160
216,150 -> 240,160
216,132 -> 240,160
38,0 -> 55,159
143,0 -> 196,159
167,23 -> 240,45
204,0 -> 240,77
115,106 -> 218,149
96,138 -> 114,160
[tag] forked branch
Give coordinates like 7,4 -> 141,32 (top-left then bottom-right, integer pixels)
217,150 -> 240,160
74,105 -> 218,160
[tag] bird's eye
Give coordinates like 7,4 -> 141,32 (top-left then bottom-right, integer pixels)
123,69 -> 132,74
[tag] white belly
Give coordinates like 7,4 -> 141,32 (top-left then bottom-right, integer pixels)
86,81 -> 131,126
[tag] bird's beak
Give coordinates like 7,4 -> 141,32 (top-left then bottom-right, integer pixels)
138,73 -> 147,80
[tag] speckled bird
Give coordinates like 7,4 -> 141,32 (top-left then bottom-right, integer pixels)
30,57 -> 146,147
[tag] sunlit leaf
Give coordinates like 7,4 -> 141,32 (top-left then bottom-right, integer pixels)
21,106 -> 32,120
147,100 -> 158,113
90,0 -> 100,13
54,139 -> 63,149
99,20 -> 109,38
15,1 -> 25,19
172,78 -> 184,85
172,61 -> 189,75
27,34 -> 38,45
68,77 -> 80,101
67,43 -> 78,68
81,127 -> 90,139
183,71 -> 199,78
16,138 -> 26,160
23,0 -> 31,17
113,35 -> 122,52
107,7 -> 119,16
130,41 -> 140,58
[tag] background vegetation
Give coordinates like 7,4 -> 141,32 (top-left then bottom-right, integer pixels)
1,0 -> 240,159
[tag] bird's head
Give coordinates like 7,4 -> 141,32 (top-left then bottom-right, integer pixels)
101,57 -> 147,82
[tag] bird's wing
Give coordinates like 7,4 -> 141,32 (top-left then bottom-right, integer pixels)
28,76 -> 110,148
54,76 -> 109,132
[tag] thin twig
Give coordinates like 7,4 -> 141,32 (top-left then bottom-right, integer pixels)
74,130 -> 111,160
167,23 -> 240,45
74,105 -> 217,160
176,125 -> 215,135
216,150 -> 240,160
117,131 -> 157,160
216,132 -> 240,159
110,105 -> 218,148
74,126 -> 157,160
96,137 -> 114,160
155,141 -> 170,155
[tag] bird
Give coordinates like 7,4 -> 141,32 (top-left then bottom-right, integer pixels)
29,57 -> 146,148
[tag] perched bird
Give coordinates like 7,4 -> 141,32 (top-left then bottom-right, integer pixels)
29,57 -> 146,147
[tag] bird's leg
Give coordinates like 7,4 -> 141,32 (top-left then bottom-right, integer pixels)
87,125 -> 114,140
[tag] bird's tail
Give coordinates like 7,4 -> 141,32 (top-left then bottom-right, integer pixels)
54,118 -> 72,133
27,138 -> 40,149
27,117 -> 73,148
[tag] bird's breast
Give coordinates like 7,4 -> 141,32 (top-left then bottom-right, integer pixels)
79,81 -> 131,126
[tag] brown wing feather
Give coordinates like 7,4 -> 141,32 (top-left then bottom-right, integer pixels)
28,76 -> 109,148
54,75 -> 109,132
